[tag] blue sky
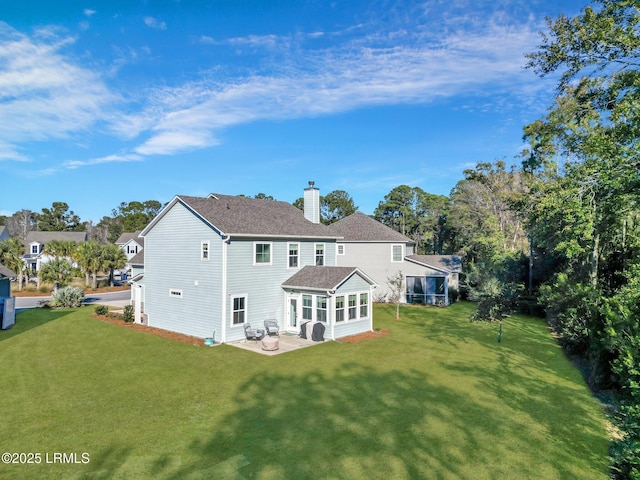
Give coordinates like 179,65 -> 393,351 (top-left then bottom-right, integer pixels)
0,0 -> 581,222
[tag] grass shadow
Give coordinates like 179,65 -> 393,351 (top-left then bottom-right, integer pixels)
0,308 -> 72,343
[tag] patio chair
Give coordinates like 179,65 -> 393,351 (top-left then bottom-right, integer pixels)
264,319 -> 280,336
244,324 -> 265,344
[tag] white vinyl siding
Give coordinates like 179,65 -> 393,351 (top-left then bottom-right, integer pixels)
143,201 -> 224,339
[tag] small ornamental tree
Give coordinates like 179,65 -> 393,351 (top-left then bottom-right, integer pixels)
50,286 -> 84,308
387,270 -> 404,320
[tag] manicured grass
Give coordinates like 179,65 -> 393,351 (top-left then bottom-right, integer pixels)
0,303 -> 609,479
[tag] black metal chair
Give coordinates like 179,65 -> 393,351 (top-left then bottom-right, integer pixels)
264,319 -> 280,336
244,324 -> 265,344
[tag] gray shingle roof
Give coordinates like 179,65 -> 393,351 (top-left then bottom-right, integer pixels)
24,231 -> 88,254
282,265 -> 370,290
328,212 -> 414,243
115,231 -> 143,245
406,255 -> 462,273
128,251 -> 144,266
0,263 -> 16,278
176,194 -> 340,238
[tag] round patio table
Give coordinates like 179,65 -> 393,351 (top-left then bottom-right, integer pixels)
261,336 -> 279,351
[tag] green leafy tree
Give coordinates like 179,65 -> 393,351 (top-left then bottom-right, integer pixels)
112,200 -> 162,232
43,240 -> 78,258
374,186 -> 449,254
320,190 -> 357,225
37,202 -> 84,232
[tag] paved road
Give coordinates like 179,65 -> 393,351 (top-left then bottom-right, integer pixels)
15,290 -> 131,310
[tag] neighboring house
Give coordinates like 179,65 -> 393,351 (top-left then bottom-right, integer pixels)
329,212 -> 461,306
115,231 -> 144,260
23,231 -> 88,272
134,183 -> 377,342
116,231 -> 144,278
0,226 -> 9,242
0,263 -> 16,330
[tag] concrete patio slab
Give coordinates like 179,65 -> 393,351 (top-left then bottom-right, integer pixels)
227,332 -> 326,356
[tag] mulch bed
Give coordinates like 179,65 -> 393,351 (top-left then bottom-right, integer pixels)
93,315 -> 205,347
339,329 -> 389,343
94,314 -> 388,346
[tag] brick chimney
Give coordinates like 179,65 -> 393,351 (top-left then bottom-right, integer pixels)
303,181 -> 320,224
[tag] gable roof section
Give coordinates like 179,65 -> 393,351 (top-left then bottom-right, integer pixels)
328,212 -> 414,243
282,265 -> 376,291
143,194 -> 340,239
0,263 -> 15,278
128,251 -> 144,266
405,255 -> 462,273
115,231 -> 143,245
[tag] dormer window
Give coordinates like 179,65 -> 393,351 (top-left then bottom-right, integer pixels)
30,244 -> 40,254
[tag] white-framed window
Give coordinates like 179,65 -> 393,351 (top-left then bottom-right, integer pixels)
335,296 -> 345,322
316,296 -> 327,322
231,295 -> 248,325
315,243 -> 325,266
201,241 -> 210,260
31,244 -> 39,254
337,244 -> 345,255
169,289 -> 183,298
288,242 -> 299,268
302,294 -> 313,321
348,294 -> 357,320
254,242 -> 272,265
360,293 -> 368,318
392,244 -> 403,262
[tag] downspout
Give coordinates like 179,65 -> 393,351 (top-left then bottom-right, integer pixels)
221,235 -> 230,343
328,290 -> 336,341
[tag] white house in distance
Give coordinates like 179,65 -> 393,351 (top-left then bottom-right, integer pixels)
115,231 -> 144,260
23,231 -> 88,272
133,183 -> 376,343
328,212 -> 461,306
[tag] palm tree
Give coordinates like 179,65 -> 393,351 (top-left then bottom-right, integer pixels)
43,240 -> 77,258
74,241 -> 102,288
39,257 -> 74,291
99,244 -> 127,287
0,238 -> 26,291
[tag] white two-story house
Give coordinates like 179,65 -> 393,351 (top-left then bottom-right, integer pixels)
134,183 -> 376,343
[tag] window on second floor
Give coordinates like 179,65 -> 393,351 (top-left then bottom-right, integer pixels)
31,244 -> 39,254
254,242 -> 272,265
337,244 -> 345,255
288,243 -> 299,268
392,244 -> 403,262
201,241 -> 210,260
315,243 -> 325,266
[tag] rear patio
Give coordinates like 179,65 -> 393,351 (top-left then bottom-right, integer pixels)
227,332 -> 324,356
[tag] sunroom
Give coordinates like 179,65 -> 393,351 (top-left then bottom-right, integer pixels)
281,266 -> 377,341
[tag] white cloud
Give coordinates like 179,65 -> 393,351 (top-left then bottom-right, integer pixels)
0,23 -> 117,154
84,9 -> 96,17
122,18 -> 542,157
63,153 -> 143,169
143,17 -> 167,30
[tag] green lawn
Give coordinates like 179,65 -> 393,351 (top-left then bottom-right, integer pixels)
0,303 -> 609,479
